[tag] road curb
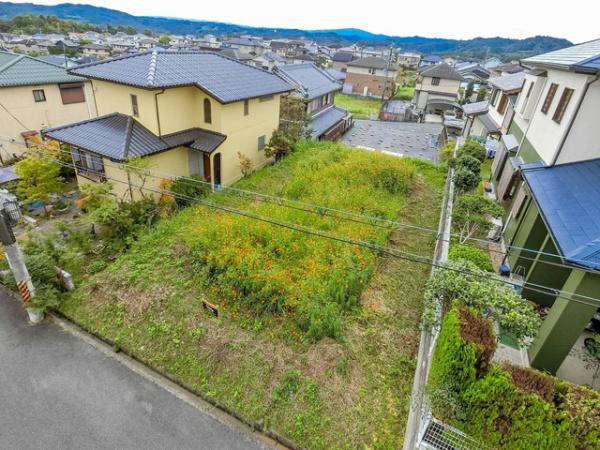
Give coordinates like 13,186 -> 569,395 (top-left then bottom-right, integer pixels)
49,310 -> 292,450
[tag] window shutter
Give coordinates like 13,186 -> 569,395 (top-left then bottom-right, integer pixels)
552,88 -> 574,124
59,83 -> 85,104
541,83 -> 558,114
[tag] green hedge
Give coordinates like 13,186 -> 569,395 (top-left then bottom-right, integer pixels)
448,244 -> 493,272
429,305 -> 600,449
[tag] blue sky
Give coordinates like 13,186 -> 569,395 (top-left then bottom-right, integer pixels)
16,0 -> 596,43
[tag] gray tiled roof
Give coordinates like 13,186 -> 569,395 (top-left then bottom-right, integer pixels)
521,158 -> 600,270
488,72 -> 525,92
44,113 -> 226,161
462,100 -> 489,116
275,63 -> 341,100
332,52 -> 355,63
309,105 -> 349,138
523,39 -> 600,70
477,113 -> 500,133
0,50 -> 86,87
419,63 -> 463,81
70,50 -> 293,103
348,56 -> 398,71
162,128 -> 226,153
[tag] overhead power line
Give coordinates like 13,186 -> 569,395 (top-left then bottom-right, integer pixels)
45,146 -> 588,266
33,154 -> 600,309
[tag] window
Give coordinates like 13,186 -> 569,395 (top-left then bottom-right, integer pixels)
541,83 -> 558,114
490,89 -> 500,106
32,89 -> 46,102
431,77 -> 440,86
368,67 -> 376,75
59,83 -> 85,104
552,88 -> 574,124
244,99 -> 249,116
71,147 -> 105,181
203,98 -> 212,124
497,94 -> 508,115
520,81 -> 534,113
258,135 -> 266,151
130,94 -> 139,117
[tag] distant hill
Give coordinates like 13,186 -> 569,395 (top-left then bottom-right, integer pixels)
0,2 -> 572,58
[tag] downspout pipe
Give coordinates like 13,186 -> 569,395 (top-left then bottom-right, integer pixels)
550,73 -> 599,166
154,89 -> 166,137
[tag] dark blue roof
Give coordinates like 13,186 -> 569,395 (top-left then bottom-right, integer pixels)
577,55 -> 600,70
522,158 -> 600,270
423,55 -> 443,63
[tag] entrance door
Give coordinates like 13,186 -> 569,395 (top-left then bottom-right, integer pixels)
213,153 -> 221,187
203,154 -> 211,182
189,150 -> 203,176
363,86 -> 369,96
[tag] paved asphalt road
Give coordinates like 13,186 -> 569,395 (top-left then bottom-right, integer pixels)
0,290 -> 266,450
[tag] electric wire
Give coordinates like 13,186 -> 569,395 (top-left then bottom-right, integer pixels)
33,154 -> 600,309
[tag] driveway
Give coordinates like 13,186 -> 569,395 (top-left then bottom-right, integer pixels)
0,290 -> 267,450
343,119 -> 442,161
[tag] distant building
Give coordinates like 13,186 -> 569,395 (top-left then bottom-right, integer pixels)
419,55 -> 443,68
331,52 -> 356,72
413,62 -> 463,117
396,52 -> 421,69
275,63 -> 352,140
344,56 -> 398,98
82,44 -> 111,59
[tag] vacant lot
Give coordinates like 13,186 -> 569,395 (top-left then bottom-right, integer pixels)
335,93 -> 381,119
59,141 -> 445,449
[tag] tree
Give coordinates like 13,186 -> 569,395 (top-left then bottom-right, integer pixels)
459,140 -> 486,162
279,96 -> 311,142
264,129 -> 294,161
423,260 -> 541,345
453,167 -> 480,192
454,155 -> 482,174
476,87 -> 488,102
464,82 -> 475,103
15,152 -> 64,213
158,34 -> 170,45
453,194 -> 504,243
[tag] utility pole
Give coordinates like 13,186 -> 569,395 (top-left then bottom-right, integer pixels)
0,192 -> 39,323
380,45 -> 394,106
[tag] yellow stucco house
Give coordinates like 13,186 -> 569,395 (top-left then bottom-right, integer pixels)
0,51 -> 96,162
44,50 -> 293,201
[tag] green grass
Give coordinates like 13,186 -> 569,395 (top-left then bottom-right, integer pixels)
394,86 -> 415,100
334,93 -> 381,119
58,141 -> 446,449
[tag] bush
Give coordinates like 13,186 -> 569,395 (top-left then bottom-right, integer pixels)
296,302 -> 342,342
453,167 -> 480,192
461,367 -> 575,450
439,140 -> 456,164
427,307 -> 600,449
374,165 -> 414,194
562,384 -> 600,448
27,283 -> 61,313
87,259 -> 108,274
423,260 -> 541,345
459,140 -> 486,162
448,244 -> 493,272
454,155 -> 482,174
170,175 -> 211,207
